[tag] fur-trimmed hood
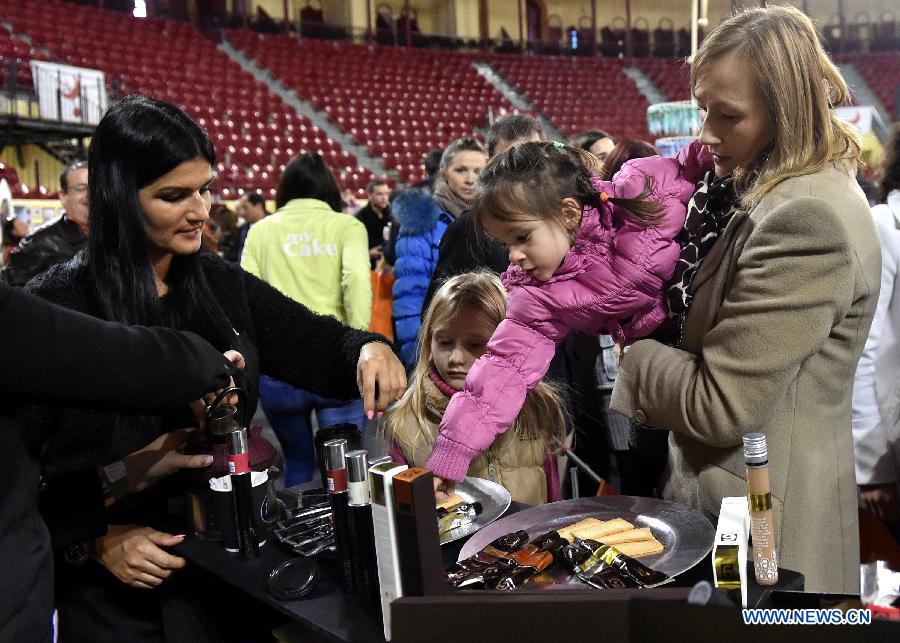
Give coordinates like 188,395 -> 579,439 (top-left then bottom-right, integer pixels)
392,189 -> 446,235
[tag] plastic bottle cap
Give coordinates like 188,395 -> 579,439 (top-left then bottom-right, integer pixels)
323,439 -> 348,471
743,433 -> 768,465
345,449 -> 369,483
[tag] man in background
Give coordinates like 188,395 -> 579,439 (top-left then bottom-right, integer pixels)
2,161 -> 89,286
355,178 -> 391,269
234,191 -> 269,260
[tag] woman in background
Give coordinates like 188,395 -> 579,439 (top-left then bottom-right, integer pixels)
241,153 -> 374,486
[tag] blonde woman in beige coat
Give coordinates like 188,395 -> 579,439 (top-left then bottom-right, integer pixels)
610,6 -> 880,593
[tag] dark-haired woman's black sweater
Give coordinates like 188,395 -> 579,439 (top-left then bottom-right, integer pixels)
0,283 -> 234,643
25,253 -> 390,641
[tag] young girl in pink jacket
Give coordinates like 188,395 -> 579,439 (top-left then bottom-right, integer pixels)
426,140 -> 712,499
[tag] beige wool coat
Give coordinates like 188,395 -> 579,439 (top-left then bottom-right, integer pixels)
610,163 -> 881,593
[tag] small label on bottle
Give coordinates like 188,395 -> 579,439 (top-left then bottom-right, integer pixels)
327,468 -> 348,493
227,452 -> 249,475
348,479 -> 369,505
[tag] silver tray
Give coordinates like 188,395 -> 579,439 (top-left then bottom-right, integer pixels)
457,496 -> 714,586
440,476 -> 512,546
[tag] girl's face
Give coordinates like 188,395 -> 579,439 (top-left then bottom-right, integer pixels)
138,157 -> 213,258
430,305 -> 496,391
442,150 -> 487,202
694,50 -> 775,178
484,197 -> 582,282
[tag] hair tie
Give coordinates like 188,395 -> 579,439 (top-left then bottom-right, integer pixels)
599,191 -> 610,202
552,141 -> 565,149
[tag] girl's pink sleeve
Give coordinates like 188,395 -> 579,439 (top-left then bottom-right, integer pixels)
425,291 -> 568,482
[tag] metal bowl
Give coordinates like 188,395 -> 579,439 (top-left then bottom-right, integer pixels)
458,495 -> 715,585
440,477 -> 512,546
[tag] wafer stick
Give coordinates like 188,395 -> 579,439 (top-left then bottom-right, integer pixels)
436,493 -> 465,510
612,537 -> 665,558
598,527 -> 653,545
569,518 -> 634,542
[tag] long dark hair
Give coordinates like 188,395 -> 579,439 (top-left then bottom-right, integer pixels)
599,140 -> 659,181
87,95 -> 233,348
880,128 -> 900,203
472,141 -> 661,231
275,153 -> 342,211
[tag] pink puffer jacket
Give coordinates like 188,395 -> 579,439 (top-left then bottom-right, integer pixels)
426,140 -> 712,481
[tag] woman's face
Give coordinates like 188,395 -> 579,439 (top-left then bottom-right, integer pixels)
589,137 -> 615,162
694,50 -> 775,178
430,304 -> 496,391
138,157 -> 213,258
442,150 -> 487,202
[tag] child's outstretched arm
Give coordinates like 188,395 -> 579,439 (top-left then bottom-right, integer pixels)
425,290 -> 568,483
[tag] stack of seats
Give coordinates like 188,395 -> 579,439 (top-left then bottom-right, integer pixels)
0,27 -> 52,93
838,52 -> 900,120
227,32 -> 513,184
634,58 -> 691,102
490,54 -> 651,141
0,0 -> 374,199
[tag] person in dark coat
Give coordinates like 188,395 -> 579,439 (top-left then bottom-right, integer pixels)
355,178 -> 392,269
391,138 -> 487,367
25,95 -> 406,641
1,161 -> 89,286
0,282 -> 238,642
422,115 -> 543,311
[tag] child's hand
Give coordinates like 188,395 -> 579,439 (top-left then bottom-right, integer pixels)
433,476 -> 457,504
614,342 -> 627,367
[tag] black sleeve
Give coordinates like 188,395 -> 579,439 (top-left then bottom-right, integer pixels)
383,215 -> 400,266
423,212 -> 508,315
0,284 -> 233,412
0,236 -> 53,287
240,268 -> 397,400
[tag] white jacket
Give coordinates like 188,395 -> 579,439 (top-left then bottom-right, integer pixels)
852,190 -> 900,485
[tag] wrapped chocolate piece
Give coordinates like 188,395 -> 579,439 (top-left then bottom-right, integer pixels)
568,541 -> 672,590
484,531 -> 569,591
437,501 -> 483,535
446,530 -> 529,588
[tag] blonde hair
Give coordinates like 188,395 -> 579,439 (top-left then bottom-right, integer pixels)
381,271 -> 568,456
692,5 -> 861,208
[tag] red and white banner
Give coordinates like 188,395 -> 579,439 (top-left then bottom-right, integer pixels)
835,106 -> 875,134
29,61 -> 107,125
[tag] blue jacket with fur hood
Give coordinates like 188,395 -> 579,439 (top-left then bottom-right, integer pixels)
391,189 -> 452,367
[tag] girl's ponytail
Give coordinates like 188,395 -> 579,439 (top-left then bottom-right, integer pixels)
569,144 -> 663,225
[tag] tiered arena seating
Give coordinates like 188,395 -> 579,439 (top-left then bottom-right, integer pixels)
634,58 -> 692,101
489,54 -> 652,140
226,32 -> 514,185
838,52 -> 900,120
0,0 -> 374,198
0,28 -> 42,93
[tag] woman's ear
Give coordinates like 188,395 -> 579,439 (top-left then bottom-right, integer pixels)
560,197 -> 582,232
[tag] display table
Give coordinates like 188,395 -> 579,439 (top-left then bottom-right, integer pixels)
176,501 -> 809,642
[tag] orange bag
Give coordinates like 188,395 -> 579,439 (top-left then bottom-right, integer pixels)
368,262 -> 395,340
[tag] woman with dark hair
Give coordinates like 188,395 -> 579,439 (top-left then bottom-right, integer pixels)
241,153 -> 373,486
26,96 -> 405,638
599,139 -> 659,181
571,128 -> 615,162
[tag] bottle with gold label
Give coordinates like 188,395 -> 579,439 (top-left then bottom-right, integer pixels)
743,433 -> 778,586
